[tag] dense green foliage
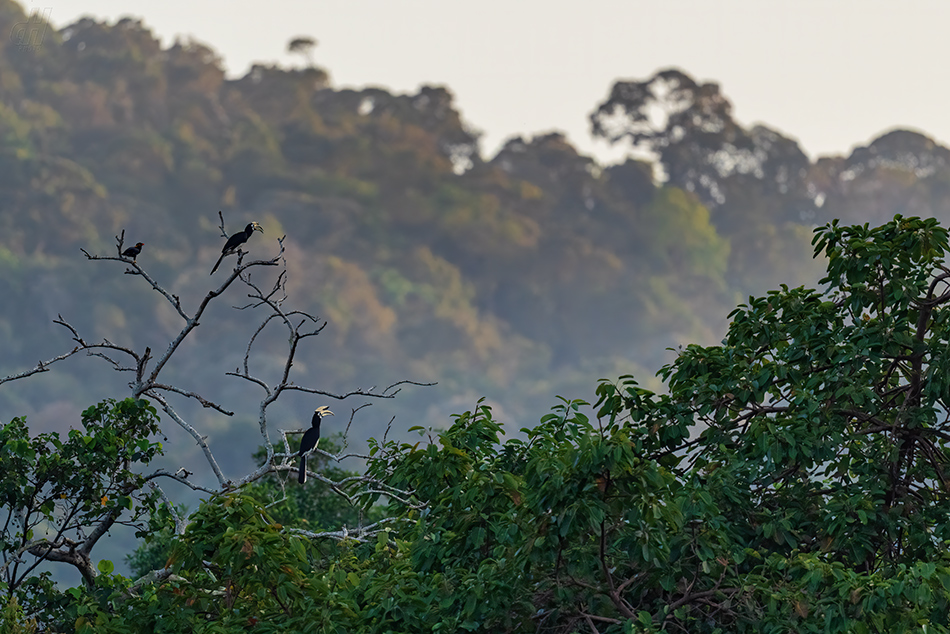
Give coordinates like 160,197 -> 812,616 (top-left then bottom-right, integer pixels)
0,398 -> 163,624
8,216 -> 950,631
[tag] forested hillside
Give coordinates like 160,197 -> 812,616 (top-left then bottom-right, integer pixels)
10,2 -> 950,630
2,0 -> 950,456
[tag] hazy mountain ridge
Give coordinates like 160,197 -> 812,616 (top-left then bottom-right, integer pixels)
1,0 -> 948,458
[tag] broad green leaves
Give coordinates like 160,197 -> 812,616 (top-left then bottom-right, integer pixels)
0,398 -> 163,623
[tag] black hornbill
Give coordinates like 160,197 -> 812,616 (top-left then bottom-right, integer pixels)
122,242 -> 145,261
298,406 -> 334,484
210,221 -> 263,274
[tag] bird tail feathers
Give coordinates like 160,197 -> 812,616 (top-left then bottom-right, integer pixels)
210,253 -> 226,275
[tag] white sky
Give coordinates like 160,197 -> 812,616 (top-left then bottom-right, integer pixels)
32,0 -> 950,163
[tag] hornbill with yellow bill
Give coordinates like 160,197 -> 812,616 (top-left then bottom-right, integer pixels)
210,222 -> 263,274
298,406 -> 333,484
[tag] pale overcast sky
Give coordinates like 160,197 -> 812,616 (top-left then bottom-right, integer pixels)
34,0 -> 950,162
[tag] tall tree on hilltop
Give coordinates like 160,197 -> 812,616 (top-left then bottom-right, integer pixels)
591,68 -> 823,293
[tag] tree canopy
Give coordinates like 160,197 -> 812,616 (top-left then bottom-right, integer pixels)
6,210 -> 950,632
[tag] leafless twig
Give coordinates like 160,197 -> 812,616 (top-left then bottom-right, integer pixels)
1,218 -> 430,591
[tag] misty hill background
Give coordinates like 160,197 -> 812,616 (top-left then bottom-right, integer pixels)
3,0 -> 950,489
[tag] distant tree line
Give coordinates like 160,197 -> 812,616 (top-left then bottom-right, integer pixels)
3,1 -> 950,437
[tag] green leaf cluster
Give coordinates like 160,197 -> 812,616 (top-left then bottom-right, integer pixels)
0,398 -> 163,625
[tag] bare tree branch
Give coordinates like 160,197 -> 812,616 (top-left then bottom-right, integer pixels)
148,383 -> 234,415
278,381 -> 436,400
284,517 -> 409,543
1,218 -> 429,594
145,392 -> 229,488
0,347 -> 81,386
148,481 -> 185,536
145,469 -> 219,496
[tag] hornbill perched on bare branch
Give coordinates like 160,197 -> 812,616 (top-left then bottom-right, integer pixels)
298,406 -> 333,484
210,222 -> 263,274
121,242 -> 145,262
